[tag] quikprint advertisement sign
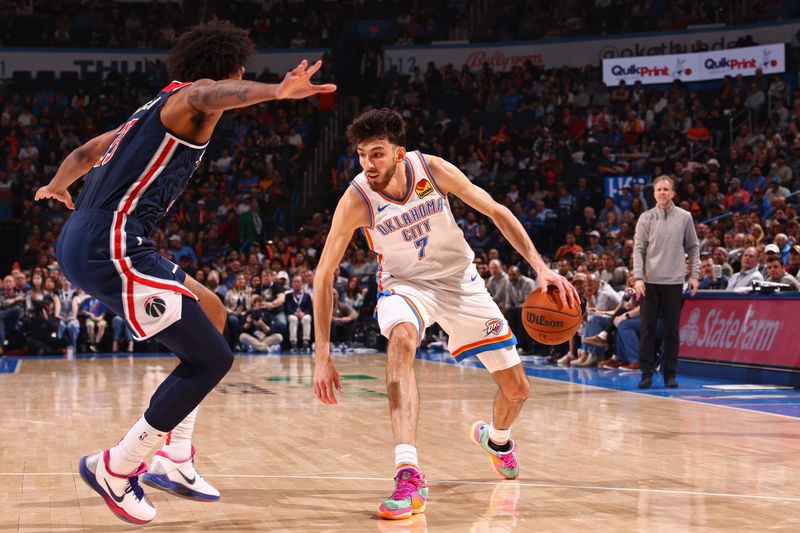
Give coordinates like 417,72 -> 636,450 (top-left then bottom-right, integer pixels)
602,43 -> 785,86
678,296 -> 794,367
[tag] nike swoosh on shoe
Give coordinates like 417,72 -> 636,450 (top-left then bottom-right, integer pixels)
177,470 -> 196,485
104,480 -> 126,503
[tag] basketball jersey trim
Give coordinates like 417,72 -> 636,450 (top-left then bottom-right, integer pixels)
375,158 -> 414,205
350,182 -> 374,229
162,81 -> 193,93
375,256 -> 384,290
164,129 -> 210,150
451,330 -> 516,361
110,132 -> 198,338
414,151 -> 446,198
359,227 -> 375,250
156,82 -> 211,149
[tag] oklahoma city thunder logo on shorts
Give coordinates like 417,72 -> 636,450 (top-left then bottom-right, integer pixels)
484,318 -> 504,336
144,295 -> 167,318
415,178 -> 434,199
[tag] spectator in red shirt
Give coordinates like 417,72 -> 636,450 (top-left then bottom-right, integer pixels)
724,178 -> 750,208
555,232 -> 584,260
686,118 -> 711,143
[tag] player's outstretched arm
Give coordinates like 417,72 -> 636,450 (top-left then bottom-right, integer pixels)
425,155 -> 579,308
312,187 -> 370,405
183,59 -> 336,114
34,128 -> 118,209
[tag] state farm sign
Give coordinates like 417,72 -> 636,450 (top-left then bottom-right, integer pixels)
679,297 -> 796,367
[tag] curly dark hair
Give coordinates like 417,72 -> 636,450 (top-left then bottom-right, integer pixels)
166,20 -> 255,82
346,108 -> 407,147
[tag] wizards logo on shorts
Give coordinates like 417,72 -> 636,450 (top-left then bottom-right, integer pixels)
415,178 -> 434,199
144,296 -> 167,318
484,318 -> 504,336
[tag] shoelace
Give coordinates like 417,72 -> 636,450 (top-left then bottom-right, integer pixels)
125,476 -> 145,501
499,450 -> 517,470
391,477 -> 420,501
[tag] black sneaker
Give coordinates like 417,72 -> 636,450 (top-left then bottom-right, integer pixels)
665,376 -> 679,388
638,373 -> 653,389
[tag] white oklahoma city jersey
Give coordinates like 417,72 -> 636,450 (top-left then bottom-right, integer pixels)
351,150 -> 474,281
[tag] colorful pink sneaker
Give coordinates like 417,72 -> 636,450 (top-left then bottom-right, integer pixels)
377,468 -> 428,520
470,421 -> 520,479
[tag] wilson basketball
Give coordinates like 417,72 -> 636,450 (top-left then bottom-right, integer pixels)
521,287 -> 582,345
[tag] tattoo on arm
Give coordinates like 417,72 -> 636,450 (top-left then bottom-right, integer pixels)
201,83 -> 251,109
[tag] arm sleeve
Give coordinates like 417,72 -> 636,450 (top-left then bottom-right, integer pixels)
684,215 -> 701,279
632,214 -> 648,280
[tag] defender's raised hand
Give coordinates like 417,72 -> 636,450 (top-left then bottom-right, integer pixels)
276,59 -> 337,100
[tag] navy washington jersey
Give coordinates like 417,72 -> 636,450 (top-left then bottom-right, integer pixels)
74,81 -> 207,234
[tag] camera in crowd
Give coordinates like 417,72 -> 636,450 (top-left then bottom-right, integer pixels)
751,280 -> 794,294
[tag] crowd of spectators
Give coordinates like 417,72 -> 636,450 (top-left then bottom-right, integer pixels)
3,11 -> 800,358
0,0 -> 464,49
485,0 -> 800,42
5,1 -> 797,50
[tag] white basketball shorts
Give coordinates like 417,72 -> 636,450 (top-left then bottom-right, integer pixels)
375,263 -> 520,372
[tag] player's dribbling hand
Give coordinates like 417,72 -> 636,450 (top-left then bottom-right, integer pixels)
313,356 -> 343,405
276,59 -> 337,100
537,268 -> 579,309
34,185 -> 74,209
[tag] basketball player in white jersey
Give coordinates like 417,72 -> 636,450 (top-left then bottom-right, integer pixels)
312,108 -> 578,519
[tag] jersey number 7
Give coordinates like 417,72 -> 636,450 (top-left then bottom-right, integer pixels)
414,236 -> 428,259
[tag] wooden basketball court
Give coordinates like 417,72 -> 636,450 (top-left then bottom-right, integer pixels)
2,352 -> 800,531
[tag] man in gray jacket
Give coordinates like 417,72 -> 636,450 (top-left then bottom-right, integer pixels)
487,259 -> 510,307
633,175 -> 700,389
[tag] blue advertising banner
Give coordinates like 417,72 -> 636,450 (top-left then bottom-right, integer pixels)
604,175 -> 650,202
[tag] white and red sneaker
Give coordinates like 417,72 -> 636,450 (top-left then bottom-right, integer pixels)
142,445 -> 220,501
78,450 -> 156,524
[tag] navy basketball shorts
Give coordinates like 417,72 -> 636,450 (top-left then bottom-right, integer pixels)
57,209 -> 198,340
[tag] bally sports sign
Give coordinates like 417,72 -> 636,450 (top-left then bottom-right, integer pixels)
678,295 -> 796,368
603,43 -> 784,86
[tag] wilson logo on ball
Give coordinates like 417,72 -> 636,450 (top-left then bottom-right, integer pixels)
525,312 -> 564,328
144,296 -> 167,317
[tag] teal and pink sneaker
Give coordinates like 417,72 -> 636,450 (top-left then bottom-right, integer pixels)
470,421 -> 520,479
377,468 -> 428,520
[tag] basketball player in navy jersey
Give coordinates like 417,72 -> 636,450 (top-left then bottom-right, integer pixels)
312,109 -> 577,519
35,21 -> 335,524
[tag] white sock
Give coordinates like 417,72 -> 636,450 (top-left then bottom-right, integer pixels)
395,444 -> 418,471
488,424 -> 511,445
161,408 -> 197,460
109,416 -> 166,475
